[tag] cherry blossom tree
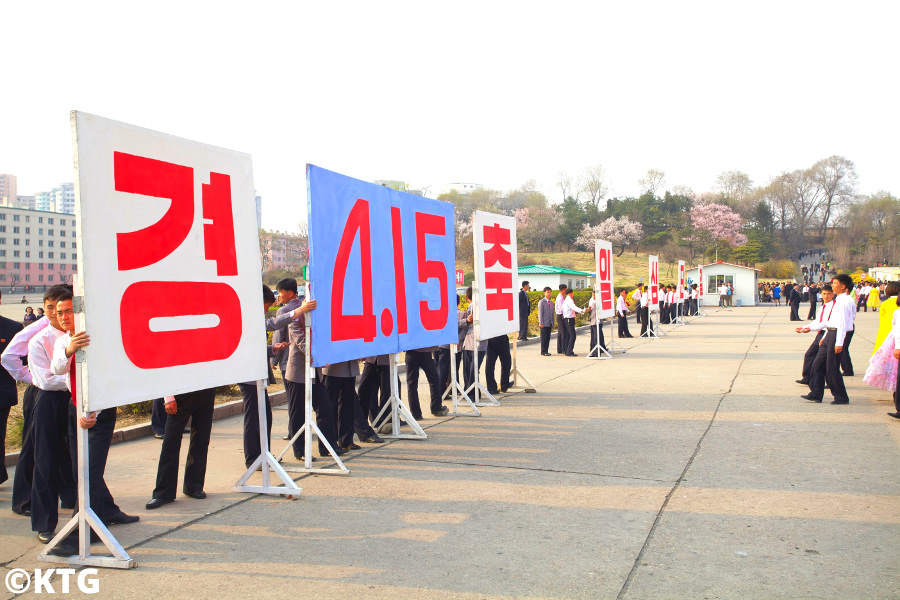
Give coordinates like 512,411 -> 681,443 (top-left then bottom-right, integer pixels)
516,205 -> 561,252
685,203 -> 747,259
575,216 -> 643,256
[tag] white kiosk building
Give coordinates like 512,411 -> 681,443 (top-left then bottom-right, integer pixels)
686,261 -> 761,307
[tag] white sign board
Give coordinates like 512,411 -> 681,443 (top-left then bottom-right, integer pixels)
73,111 -> 268,411
594,240 -> 615,319
648,254 -> 660,313
677,260 -> 686,301
473,210 -> 518,338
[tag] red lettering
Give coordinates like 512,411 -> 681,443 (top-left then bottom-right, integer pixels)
598,248 -> 610,279
415,212 -> 448,331
114,152 -> 194,271
600,283 -> 613,310
120,281 -> 241,368
331,199 -> 376,342
202,172 -> 238,276
482,224 -> 511,268
484,271 -> 513,320
390,207 -> 408,334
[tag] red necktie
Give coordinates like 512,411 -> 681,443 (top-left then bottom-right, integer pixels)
69,355 -> 76,407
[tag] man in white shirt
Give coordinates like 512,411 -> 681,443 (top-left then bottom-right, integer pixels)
689,284 -> 699,316
839,282 -> 857,376
805,275 -> 852,404
640,286 -> 652,336
795,284 -> 834,386
718,283 -> 728,307
555,284 -> 568,355
587,291 -> 606,357
3,308 -> 60,518
631,285 -> 643,326
617,289 -> 633,338
562,289 -> 584,356
50,291 -> 139,529
27,284 -> 75,542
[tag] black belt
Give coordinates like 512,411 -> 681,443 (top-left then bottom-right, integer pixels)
826,327 -> 837,331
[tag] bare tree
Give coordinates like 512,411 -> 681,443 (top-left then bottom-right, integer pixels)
671,185 -> 696,200
639,169 -> 666,196
715,170 -> 753,204
811,155 -> 857,237
579,165 -> 608,209
557,171 -> 577,202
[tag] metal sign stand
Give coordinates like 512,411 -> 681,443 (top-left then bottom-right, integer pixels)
372,354 -> 428,439
674,300 -> 690,325
510,338 -> 537,391
39,299 -> 135,569
443,344 -> 480,416
233,379 -> 302,496
696,297 -> 706,317
586,319 -> 625,360
469,285 -> 499,407
276,284 -> 349,475
640,308 -> 659,339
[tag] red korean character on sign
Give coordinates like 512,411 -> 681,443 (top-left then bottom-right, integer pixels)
113,151 -> 242,368
482,223 -> 514,320
598,246 -> 613,311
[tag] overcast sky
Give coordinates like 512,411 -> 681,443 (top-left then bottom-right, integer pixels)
3,1 -> 897,233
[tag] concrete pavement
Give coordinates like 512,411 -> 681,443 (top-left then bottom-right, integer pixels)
1,305 -> 898,599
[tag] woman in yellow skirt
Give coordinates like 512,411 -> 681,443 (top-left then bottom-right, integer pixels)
868,282 -> 883,311
873,282 -> 898,354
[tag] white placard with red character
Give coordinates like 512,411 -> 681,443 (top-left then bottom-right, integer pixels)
677,260 -> 686,301
456,269 -> 464,286
648,254 -> 660,313
699,264 -> 704,296
594,240 -> 615,319
73,112 -> 267,412
473,211 -> 518,338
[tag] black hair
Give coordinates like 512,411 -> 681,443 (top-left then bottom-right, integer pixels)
56,291 -> 74,304
456,294 -> 461,306
466,286 -> 473,301
44,284 -> 72,304
543,286 -> 552,292
276,278 -> 297,294
522,281 -> 529,287
559,284 -> 567,291
262,284 -> 275,304
822,284 -> 833,292
833,274 -> 853,290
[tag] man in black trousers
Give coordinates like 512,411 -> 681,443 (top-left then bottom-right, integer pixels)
807,282 -> 819,320
538,287 -> 554,355
795,285 -> 833,385
0,290 -> 23,486
616,289 -> 633,338
555,284 -> 567,354
405,347 -> 447,418
146,388 -> 217,509
485,334 -> 512,394
518,282 -> 531,341
789,284 -> 802,321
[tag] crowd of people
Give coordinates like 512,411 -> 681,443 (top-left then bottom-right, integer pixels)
793,273 -> 900,420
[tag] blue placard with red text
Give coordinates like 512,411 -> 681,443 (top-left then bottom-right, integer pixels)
307,165 -> 457,366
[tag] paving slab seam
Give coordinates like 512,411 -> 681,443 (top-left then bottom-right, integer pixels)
374,455 -> 675,483
615,307 -> 769,600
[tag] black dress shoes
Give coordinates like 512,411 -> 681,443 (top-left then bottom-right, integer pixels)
145,497 -> 174,510
339,443 -> 361,451
541,352 -> 551,356
184,490 -> 207,500
565,353 -> 577,357
361,435 -> 384,443
105,512 -> 140,525
12,506 -> 31,517
431,407 -> 449,416
830,399 -> 849,405
888,412 -> 900,419
795,379 -> 809,385
801,394 -> 822,402
332,447 -> 348,456
37,530 -> 55,544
